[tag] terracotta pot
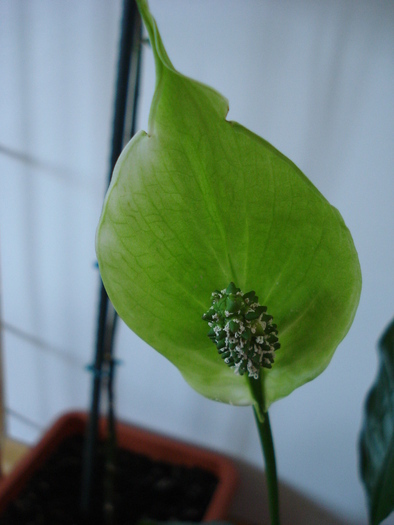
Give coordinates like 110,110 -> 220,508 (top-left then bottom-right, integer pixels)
0,411 -> 238,522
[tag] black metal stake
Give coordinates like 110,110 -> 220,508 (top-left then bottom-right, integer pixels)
80,1 -> 142,521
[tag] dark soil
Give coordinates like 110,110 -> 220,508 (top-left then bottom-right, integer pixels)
0,435 -> 218,525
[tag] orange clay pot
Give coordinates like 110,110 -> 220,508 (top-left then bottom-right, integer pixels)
0,411 -> 238,522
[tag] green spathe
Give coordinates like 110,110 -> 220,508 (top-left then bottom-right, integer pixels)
96,0 -> 361,410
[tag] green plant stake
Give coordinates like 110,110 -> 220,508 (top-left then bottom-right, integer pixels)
96,1 -> 362,523
360,319 -> 394,525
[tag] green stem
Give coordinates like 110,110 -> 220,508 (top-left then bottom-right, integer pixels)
248,377 -> 280,525
253,408 -> 280,525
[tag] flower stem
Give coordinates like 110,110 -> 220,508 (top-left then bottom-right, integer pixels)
253,408 -> 280,525
248,376 -> 280,525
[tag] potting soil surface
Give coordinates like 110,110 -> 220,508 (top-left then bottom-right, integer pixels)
0,434 -> 218,525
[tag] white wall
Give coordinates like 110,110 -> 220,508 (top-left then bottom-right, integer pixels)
0,1 -> 393,524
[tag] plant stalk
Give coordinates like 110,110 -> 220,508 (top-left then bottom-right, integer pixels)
248,376 -> 280,525
253,408 -> 280,525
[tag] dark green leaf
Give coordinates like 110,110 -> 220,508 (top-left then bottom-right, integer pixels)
360,319 -> 394,525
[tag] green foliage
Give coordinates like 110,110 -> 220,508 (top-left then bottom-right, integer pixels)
360,319 -> 394,525
96,0 -> 361,410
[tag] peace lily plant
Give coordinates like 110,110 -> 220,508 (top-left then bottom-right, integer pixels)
96,1 -> 362,524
